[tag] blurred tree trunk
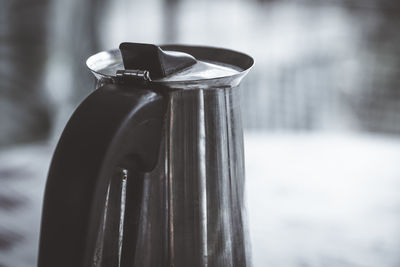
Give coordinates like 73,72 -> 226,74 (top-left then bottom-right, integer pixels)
163,0 -> 179,43
0,0 -> 109,146
0,0 -> 51,146
353,0 -> 400,134
46,0 -> 108,139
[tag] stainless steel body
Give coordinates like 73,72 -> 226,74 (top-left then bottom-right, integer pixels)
96,84 -> 251,267
92,45 -> 253,267
165,87 -> 250,267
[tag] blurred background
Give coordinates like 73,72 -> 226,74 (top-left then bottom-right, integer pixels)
1,0 -> 400,266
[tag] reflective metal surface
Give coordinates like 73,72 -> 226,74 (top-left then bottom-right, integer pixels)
90,45 -> 253,267
163,87 -> 251,267
86,45 -> 254,90
97,87 -> 252,267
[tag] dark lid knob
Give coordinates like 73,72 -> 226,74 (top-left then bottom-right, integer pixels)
119,42 -> 197,80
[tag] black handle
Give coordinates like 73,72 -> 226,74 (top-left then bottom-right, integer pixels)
38,83 -> 167,267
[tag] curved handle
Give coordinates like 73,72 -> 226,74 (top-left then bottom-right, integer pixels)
38,84 -> 167,267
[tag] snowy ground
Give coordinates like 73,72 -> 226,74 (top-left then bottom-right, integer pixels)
245,132 -> 400,267
1,132 -> 400,266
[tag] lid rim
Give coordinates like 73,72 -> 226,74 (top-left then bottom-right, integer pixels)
86,45 -> 254,89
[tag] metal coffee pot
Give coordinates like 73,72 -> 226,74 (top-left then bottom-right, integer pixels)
38,43 -> 254,267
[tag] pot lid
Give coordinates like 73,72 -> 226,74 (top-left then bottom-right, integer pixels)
86,43 -> 254,89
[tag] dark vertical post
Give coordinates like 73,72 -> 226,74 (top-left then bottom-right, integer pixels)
163,0 -> 180,43
0,0 -> 51,146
